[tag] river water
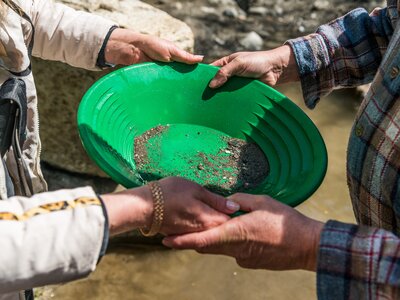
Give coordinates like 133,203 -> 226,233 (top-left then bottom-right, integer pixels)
51,82 -> 360,300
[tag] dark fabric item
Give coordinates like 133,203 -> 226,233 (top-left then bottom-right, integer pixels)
0,100 -> 17,157
0,78 -> 27,156
0,78 -> 27,150
24,289 -> 34,300
96,25 -> 119,69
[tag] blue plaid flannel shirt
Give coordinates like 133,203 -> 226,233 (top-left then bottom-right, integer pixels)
287,1 -> 400,299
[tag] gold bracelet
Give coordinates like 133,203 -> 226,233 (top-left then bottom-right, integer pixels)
140,181 -> 164,237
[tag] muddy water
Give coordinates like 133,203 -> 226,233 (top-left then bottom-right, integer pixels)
53,83 -> 359,300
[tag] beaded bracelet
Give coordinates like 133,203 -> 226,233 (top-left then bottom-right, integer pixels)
140,181 -> 164,237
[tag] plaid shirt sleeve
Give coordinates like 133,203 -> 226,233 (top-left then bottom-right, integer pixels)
317,221 -> 400,299
286,5 -> 395,109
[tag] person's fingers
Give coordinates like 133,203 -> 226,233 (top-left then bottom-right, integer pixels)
163,223 -> 231,251
170,46 -> 204,64
210,53 -> 241,67
136,51 -> 152,63
227,193 -> 272,212
209,58 -> 244,88
200,188 -> 240,214
210,56 -> 231,67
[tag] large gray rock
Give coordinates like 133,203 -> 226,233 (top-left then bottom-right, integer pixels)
35,0 -> 194,177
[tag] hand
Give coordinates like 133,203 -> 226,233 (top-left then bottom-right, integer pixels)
101,177 -> 240,236
104,28 -> 203,65
163,193 -> 324,271
209,45 -> 299,88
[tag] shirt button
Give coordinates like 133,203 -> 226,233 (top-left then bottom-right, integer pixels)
391,66 -> 399,79
355,124 -> 364,137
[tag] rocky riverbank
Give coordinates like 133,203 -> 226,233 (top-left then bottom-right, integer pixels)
144,0 -> 384,61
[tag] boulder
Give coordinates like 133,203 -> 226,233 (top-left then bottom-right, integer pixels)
34,0 -> 195,177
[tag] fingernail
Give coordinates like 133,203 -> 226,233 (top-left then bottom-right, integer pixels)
209,80 -> 218,88
226,200 -> 240,212
195,55 -> 204,59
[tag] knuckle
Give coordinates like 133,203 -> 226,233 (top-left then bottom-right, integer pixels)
196,237 -> 210,249
196,215 -> 210,228
202,218 -> 220,229
234,56 -> 245,65
163,53 -> 173,61
255,196 -> 270,207
233,222 -> 248,241
190,184 -> 207,199
217,68 -> 229,78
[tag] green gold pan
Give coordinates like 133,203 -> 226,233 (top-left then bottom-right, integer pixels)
77,62 -> 327,207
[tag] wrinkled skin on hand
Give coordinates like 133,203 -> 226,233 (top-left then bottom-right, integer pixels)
102,177 -> 240,237
157,177 -> 239,235
209,45 -> 299,89
105,28 -> 203,66
163,193 -> 324,271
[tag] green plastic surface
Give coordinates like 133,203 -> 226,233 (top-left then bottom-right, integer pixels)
78,62 -> 328,207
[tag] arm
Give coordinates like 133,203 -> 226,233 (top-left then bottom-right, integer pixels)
164,194 -> 400,299
31,0 -> 117,70
0,186 -> 107,293
0,177 -> 238,293
30,0 -> 202,70
316,220 -> 400,299
287,5 -> 395,108
209,4 -> 396,109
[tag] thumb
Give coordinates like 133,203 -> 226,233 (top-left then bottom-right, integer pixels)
170,47 -> 204,64
200,188 -> 240,214
228,193 -> 272,212
209,58 -> 243,88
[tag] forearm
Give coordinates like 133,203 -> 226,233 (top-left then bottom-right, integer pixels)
317,220 -> 400,299
101,185 -> 152,236
0,187 -> 106,293
31,0 -> 117,70
287,6 -> 394,108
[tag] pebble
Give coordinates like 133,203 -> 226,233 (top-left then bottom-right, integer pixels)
248,6 -> 268,16
201,6 -> 218,14
208,0 -> 237,6
313,0 -> 330,10
274,5 -> 283,15
173,2 -> 183,10
213,36 -> 226,45
239,31 -> 263,51
223,7 -> 239,18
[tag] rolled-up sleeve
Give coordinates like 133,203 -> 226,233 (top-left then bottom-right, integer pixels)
317,220 -> 400,299
30,0 -> 117,70
286,4 -> 395,108
0,186 -> 108,294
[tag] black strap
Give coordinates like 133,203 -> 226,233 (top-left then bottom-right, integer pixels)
24,289 -> 34,300
0,100 -> 17,157
96,25 -> 119,69
0,78 -> 27,157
